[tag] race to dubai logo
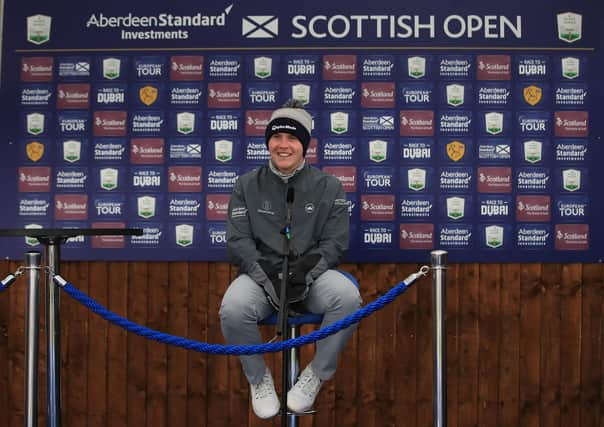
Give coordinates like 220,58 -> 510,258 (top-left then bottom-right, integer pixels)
408,168 -> 426,191
523,85 -> 542,106
561,57 -> 579,79
254,57 -> 272,79
103,58 -> 121,80
292,84 -> 311,105
100,168 -> 118,191
27,113 -> 45,135
139,85 -> 159,106
485,112 -> 503,135
557,12 -> 582,43
214,139 -> 233,162
485,225 -> 504,248
26,141 -> 44,162
446,140 -> 465,162
408,56 -> 426,79
63,140 -> 81,163
177,112 -> 195,135
175,224 -> 194,247
523,140 -> 542,163
330,112 -> 349,134
562,169 -> 581,192
369,139 -> 388,163
137,196 -> 156,219
446,84 -> 465,106
27,15 -> 51,45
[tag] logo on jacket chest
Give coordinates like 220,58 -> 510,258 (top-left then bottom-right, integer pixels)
258,200 -> 275,215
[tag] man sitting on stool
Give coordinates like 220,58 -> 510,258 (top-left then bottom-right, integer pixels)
220,99 -> 362,419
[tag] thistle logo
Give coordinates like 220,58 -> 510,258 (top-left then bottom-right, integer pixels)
446,84 -> 464,107
330,112 -> 349,134
177,112 -> 195,134
103,58 -> 121,80
447,197 -> 465,220
292,84 -> 311,105
27,15 -> 51,45
485,112 -> 503,135
27,113 -> 45,135
63,140 -> 81,163
242,16 -> 278,38
562,169 -> 581,192
523,140 -> 542,163
137,196 -> 156,219
408,168 -> 426,191
557,12 -> 582,43
26,141 -> 44,162
100,168 -> 118,191
485,225 -> 504,248
561,57 -> 580,79
369,139 -> 388,163
175,224 -> 194,247
254,57 -> 272,78
214,139 -> 233,162
408,57 -> 426,79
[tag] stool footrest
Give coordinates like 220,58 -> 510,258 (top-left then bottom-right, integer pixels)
286,409 -> 318,416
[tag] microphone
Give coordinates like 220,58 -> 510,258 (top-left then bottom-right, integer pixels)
284,187 -> 294,240
286,187 -> 295,205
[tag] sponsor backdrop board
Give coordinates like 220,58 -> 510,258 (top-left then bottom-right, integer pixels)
0,0 -> 602,262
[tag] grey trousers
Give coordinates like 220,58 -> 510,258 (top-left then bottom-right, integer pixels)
219,269 -> 362,385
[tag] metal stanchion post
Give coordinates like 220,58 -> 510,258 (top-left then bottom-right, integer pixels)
46,240 -> 62,427
25,251 -> 42,427
431,250 -> 447,427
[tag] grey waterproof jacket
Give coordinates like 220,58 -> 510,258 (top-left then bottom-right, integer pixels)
226,163 -> 349,305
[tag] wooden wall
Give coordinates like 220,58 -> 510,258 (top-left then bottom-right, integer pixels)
0,261 -> 602,427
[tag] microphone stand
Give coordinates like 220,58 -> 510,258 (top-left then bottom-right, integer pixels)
277,188 -> 293,426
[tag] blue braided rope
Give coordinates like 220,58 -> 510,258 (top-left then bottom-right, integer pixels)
62,277 -> 417,355
0,285 -> 6,294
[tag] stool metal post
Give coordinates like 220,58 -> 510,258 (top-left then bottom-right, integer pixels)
431,250 -> 448,427
288,325 -> 299,427
46,239 -> 62,427
25,251 -> 42,427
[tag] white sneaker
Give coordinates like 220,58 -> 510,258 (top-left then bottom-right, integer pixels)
287,365 -> 323,413
250,369 -> 280,419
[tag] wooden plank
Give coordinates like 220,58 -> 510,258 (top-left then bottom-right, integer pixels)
187,262 -> 209,427
107,262 -> 129,427
355,263 -> 378,427
63,262 -> 90,426
559,263 -> 582,426
207,262 -> 230,426
457,263 -> 480,427
446,263 -> 460,427
146,262 -> 169,426
392,263 -> 421,427
87,261 -> 109,427
477,264 -> 501,426
127,262 -> 148,427
334,263 -> 360,427
580,264 -> 603,426
167,262 -> 189,427
0,261 -> 10,425
498,264 -> 520,426
519,264 -> 542,427
540,263 -> 561,426
8,259 -> 25,427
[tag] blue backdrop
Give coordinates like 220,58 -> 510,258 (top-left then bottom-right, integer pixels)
0,0 -> 602,262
